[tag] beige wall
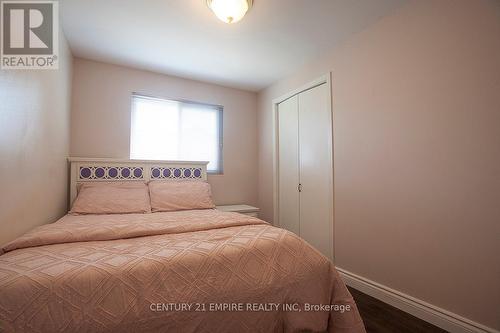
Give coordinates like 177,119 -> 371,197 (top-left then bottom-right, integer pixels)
0,35 -> 73,246
70,58 -> 258,206
257,0 -> 500,329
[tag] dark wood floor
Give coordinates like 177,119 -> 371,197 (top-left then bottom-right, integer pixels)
348,287 -> 448,333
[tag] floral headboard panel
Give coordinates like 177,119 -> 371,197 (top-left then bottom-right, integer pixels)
68,157 -> 208,205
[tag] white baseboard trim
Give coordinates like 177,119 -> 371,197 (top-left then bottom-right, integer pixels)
337,267 -> 499,333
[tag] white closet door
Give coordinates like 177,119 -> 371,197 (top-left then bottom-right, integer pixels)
298,83 -> 333,259
277,96 -> 300,235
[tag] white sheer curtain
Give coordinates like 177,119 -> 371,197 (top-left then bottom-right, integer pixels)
130,95 -> 222,172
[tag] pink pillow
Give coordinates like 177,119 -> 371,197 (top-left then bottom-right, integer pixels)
70,182 -> 151,214
149,180 -> 215,212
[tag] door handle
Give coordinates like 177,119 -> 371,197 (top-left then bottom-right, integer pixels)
298,184 -> 302,192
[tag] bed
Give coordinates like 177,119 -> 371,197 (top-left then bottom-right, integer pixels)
0,158 -> 365,333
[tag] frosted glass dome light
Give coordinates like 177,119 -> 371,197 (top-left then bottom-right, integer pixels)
207,0 -> 253,24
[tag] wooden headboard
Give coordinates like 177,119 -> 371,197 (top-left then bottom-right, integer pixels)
68,157 -> 209,205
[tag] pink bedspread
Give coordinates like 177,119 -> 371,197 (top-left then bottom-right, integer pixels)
0,210 -> 365,333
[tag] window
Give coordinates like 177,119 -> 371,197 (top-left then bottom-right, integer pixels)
130,94 -> 223,173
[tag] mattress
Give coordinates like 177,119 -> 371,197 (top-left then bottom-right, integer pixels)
0,209 -> 365,332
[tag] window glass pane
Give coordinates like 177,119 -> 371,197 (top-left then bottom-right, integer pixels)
130,95 -> 222,173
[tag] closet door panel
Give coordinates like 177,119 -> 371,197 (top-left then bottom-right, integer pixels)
277,96 -> 300,235
298,83 -> 333,259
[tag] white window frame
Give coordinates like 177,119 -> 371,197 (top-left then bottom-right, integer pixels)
130,93 -> 224,174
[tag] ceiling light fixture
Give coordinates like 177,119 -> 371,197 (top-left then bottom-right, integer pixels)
206,0 -> 253,24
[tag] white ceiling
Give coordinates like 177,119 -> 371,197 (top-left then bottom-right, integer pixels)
61,0 -> 407,91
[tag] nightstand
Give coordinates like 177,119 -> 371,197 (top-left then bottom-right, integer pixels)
216,205 -> 260,218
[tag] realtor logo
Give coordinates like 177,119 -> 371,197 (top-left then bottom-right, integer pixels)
1,1 -> 58,69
